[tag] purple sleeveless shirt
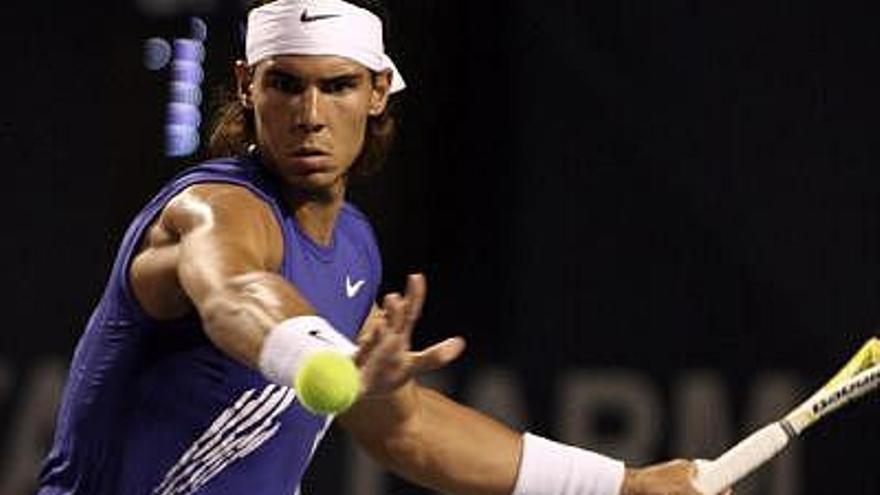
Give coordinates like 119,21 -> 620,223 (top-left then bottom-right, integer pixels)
38,157 -> 382,495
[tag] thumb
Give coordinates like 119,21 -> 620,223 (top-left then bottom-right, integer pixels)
411,337 -> 466,374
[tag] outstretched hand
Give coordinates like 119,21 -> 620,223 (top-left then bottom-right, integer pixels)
354,274 -> 466,397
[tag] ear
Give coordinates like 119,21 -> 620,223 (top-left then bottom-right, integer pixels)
234,59 -> 254,109
368,70 -> 393,116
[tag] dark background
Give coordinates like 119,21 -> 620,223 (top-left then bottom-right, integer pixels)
1,1 -> 878,494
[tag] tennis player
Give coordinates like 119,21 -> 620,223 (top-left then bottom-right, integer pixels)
38,1 -> 710,494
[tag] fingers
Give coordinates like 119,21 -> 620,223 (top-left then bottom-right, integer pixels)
358,288 -> 415,379
403,273 -> 426,330
369,325 -> 407,367
354,324 -> 382,367
653,459 -> 699,495
676,460 -> 705,495
688,459 -> 733,495
684,459 -> 697,477
382,292 -> 408,341
357,326 -> 407,392
357,273 -> 463,396
681,459 -> 720,495
411,336 -> 466,374
622,459 -> 705,495
354,307 -> 386,366
381,273 -> 426,339
380,274 -> 462,374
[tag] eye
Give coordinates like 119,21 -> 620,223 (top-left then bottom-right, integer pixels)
323,76 -> 358,94
266,73 -> 303,94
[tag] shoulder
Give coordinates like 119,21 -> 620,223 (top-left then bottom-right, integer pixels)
169,156 -> 265,185
158,156 -> 284,232
161,182 -> 280,240
338,202 -> 382,270
166,182 -> 270,219
340,202 -> 370,222
339,202 -> 378,241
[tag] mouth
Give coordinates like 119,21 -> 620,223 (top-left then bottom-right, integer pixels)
290,146 -> 330,158
286,146 -> 332,171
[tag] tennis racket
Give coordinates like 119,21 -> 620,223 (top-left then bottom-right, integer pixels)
691,337 -> 880,495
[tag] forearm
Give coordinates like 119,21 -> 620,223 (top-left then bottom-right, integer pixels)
195,270 -> 316,367
342,384 -> 522,495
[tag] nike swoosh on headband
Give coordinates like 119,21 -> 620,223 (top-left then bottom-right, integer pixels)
300,9 -> 341,23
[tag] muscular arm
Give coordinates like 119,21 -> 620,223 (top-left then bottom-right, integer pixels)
339,297 -> 704,495
340,379 -> 522,495
341,372 -> 703,495
130,183 -> 313,366
131,185 -> 703,495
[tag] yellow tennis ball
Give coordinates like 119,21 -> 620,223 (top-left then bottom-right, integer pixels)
295,351 -> 361,415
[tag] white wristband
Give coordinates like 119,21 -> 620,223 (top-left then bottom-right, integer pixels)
513,433 -> 625,495
258,315 -> 358,386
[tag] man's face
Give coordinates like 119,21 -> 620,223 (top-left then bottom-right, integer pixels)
241,55 -> 390,194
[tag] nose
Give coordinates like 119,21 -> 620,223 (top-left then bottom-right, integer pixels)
295,86 -> 325,133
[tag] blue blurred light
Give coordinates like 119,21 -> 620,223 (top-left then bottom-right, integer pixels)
165,124 -> 201,157
143,37 -> 172,71
169,81 -> 203,106
191,17 -> 208,42
170,60 -> 204,85
167,102 -> 202,127
159,18 -> 208,158
173,38 -> 205,63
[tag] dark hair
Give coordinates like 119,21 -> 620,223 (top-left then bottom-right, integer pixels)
206,0 -> 399,178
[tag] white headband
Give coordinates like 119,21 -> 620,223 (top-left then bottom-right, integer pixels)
246,0 -> 406,93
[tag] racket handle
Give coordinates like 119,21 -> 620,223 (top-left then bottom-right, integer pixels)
691,422 -> 791,495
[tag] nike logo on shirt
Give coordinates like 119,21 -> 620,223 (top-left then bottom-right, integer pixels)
345,276 -> 366,298
300,9 -> 341,23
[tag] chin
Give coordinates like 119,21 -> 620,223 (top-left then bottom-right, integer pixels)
281,170 -> 346,200
262,154 -> 350,195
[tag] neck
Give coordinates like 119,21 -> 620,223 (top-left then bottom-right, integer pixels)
285,180 -> 346,246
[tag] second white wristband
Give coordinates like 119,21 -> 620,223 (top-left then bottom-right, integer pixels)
513,433 -> 625,495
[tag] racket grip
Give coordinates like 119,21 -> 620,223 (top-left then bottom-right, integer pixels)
691,422 -> 790,495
